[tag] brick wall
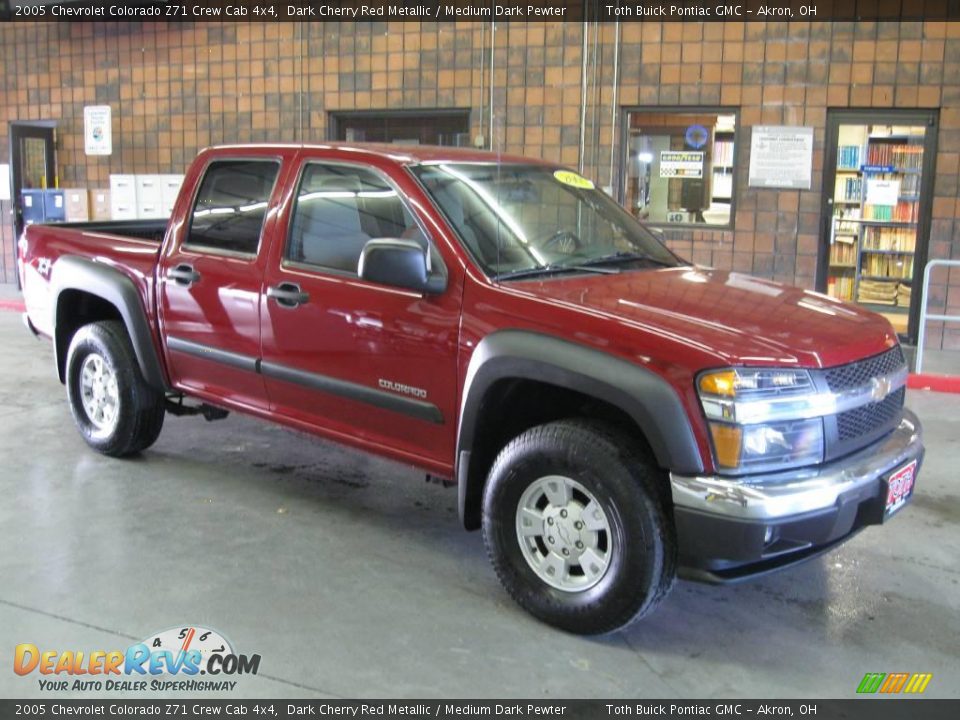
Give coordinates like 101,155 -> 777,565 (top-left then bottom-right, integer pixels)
0,20 -> 958,347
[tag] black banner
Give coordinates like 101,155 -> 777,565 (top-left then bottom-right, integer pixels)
1,700 -> 959,719
2,0 -> 960,22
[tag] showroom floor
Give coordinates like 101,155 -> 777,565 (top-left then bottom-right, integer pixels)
0,305 -> 958,699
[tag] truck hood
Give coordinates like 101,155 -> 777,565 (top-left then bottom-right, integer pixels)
516,267 -> 900,369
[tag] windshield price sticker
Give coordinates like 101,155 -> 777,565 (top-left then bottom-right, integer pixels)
553,171 -> 595,190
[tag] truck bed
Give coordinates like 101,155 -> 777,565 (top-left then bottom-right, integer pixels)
53,219 -> 168,243
19,220 -> 166,340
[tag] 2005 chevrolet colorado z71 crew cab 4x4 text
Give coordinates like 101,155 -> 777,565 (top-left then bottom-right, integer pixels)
19,143 -> 923,633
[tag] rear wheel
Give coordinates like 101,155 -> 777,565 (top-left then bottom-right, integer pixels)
482,420 -> 676,634
66,320 -> 165,457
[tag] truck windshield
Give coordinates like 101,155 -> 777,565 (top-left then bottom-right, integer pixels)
412,163 -> 683,280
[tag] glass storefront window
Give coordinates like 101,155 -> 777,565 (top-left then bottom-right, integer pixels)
623,110 -> 737,227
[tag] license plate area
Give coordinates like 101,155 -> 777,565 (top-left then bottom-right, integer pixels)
883,459 -> 917,519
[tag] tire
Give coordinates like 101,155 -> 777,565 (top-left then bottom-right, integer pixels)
482,419 -> 676,635
65,320 -> 165,457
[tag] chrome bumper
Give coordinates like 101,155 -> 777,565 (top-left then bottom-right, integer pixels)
671,409 -> 923,521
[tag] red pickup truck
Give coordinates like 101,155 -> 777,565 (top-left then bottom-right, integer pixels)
18,144 -> 923,634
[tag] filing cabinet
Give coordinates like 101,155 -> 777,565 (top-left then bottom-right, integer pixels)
109,174 -> 137,220
136,174 -> 165,219
160,174 -> 185,216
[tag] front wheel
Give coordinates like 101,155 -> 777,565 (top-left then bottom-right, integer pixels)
65,320 -> 165,457
482,420 -> 676,634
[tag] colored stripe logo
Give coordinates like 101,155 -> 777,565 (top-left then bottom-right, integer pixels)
857,672 -> 932,694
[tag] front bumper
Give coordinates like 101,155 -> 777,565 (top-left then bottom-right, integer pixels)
670,409 -> 923,583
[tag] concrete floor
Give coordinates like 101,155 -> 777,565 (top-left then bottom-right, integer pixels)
0,307 -> 958,700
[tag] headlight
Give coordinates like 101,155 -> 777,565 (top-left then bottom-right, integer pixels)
698,368 -> 825,474
707,418 -> 824,473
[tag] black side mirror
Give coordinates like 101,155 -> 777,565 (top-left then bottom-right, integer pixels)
358,239 -> 446,294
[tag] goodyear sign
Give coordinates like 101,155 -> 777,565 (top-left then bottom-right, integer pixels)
659,151 -> 703,179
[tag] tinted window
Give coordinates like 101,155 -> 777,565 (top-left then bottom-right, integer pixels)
187,160 -> 280,255
286,164 -> 430,275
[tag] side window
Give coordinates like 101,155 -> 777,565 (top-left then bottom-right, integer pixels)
186,160 -> 280,255
286,163 -> 435,275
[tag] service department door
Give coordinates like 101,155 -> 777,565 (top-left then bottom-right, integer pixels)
818,109 -> 939,342
7,123 -> 56,285
259,157 -> 461,474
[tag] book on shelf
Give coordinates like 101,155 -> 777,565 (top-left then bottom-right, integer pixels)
858,279 -> 898,305
865,143 -> 923,170
863,201 -> 918,222
712,140 -> 734,167
897,284 -> 912,307
900,173 -> 921,195
827,276 -> 855,301
829,241 -> 857,266
862,226 -> 916,252
862,253 -> 914,279
837,176 -> 863,201
838,145 -> 860,169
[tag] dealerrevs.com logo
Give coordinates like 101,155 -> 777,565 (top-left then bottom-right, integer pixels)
14,625 -> 261,692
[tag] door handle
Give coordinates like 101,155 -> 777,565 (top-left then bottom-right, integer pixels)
166,263 -> 201,286
267,282 -> 310,308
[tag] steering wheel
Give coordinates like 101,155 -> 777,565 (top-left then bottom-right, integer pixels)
538,229 -> 583,254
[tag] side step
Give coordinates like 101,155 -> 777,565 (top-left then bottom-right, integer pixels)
165,396 -> 230,421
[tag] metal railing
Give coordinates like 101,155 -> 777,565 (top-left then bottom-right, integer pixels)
915,259 -> 960,373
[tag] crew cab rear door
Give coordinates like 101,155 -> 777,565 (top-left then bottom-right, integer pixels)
259,153 -> 462,473
157,152 -> 290,410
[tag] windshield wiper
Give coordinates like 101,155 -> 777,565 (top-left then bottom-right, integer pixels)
575,251 -> 676,268
495,263 -> 620,281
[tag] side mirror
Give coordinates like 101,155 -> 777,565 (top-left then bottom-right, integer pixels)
358,239 -> 446,294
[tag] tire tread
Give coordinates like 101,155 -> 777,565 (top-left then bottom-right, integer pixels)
482,419 -> 677,634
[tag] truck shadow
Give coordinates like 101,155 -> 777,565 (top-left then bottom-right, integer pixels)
145,413 -> 872,641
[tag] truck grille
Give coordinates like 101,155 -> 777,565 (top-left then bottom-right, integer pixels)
821,346 -> 907,460
836,387 -> 906,442
824,345 -> 905,392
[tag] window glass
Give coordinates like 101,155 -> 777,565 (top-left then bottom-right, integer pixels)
187,160 -> 280,254
333,109 -> 470,146
413,163 -> 681,279
286,163 -> 434,275
624,111 -> 736,227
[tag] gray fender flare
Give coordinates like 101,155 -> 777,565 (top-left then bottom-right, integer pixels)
50,255 -> 169,391
456,330 -> 704,529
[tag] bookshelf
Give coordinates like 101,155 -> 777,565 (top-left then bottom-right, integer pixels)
711,128 -> 735,204
826,125 -> 924,315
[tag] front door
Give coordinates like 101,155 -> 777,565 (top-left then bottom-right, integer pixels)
260,156 -> 461,473
157,155 -> 286,412
8,122 -> 56,286
818,109 -> 939,342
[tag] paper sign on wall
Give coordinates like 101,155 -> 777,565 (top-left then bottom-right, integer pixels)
659,151 -> 704,178
84,105 -> 112,156
866,179 -> 900,206
748,126 -> 814,189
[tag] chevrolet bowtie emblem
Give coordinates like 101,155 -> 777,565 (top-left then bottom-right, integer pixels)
870,376 -> 893,402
